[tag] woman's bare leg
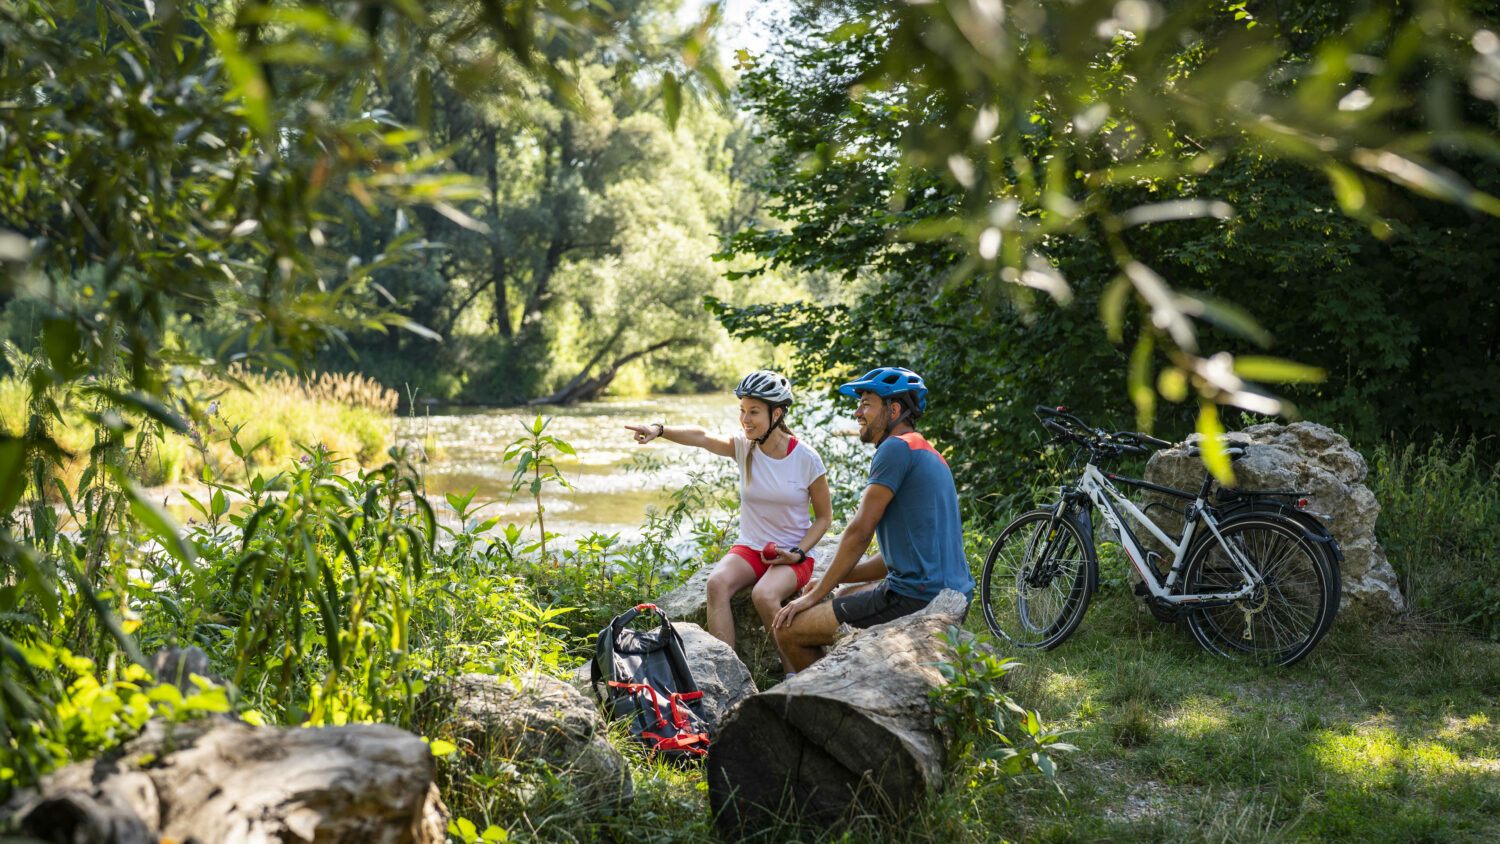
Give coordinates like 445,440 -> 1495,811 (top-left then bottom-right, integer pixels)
705,553 -> 759,648
751,566 -> 802,673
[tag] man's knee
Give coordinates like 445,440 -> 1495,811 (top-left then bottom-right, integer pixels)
778,606 -> 837,649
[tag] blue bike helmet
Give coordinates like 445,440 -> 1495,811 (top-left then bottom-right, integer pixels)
838,366 -> 929,412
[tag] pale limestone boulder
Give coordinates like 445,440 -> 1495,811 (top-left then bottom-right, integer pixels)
672,622 -> 758,735
1143,421 -> 1403,619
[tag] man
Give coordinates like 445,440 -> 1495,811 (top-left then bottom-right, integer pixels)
772,366 -> 974,672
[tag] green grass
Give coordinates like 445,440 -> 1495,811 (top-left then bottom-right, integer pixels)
960,586 -> 1500,843
1368,437 -> 1500,639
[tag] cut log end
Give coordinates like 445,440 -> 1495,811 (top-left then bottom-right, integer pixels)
706,589 -> 971,837
707,694 -> 928,833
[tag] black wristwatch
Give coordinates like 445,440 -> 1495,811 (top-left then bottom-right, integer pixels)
790,546 -> 807,564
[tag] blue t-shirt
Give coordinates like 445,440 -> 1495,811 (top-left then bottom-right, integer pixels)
867,432 -> 974,601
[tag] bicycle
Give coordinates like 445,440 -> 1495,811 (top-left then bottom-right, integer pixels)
980,406 -> 1343,667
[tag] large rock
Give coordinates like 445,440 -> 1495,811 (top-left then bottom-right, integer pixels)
1144,421 -> 1403,618
656,534 -> 844,674
432,672 -> 633,811
672,622 -> 758,735
706,589 -> 972,836
4,719 -> 448,844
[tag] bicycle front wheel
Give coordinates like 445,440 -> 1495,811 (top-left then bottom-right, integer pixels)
980,509 -> 1095,648
1183,515 -> 1340,667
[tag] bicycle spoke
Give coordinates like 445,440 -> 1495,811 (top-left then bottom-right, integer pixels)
1184,516 -> 1336,666
981,510 -> 1094,648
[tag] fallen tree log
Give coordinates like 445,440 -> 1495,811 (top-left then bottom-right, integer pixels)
3,719 -> 448,844
706,589 -> 970,836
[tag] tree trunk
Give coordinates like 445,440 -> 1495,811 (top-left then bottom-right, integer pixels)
528,336 -> 686,405
486,127 -> 513,339
706,589 -> 970,837
4,719 -> 449,844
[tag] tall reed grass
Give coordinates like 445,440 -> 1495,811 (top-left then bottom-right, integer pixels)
1368,437 -> 1500,638
0,368 -> 398,489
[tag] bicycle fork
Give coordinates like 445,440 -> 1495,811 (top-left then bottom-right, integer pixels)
1025,497 -> 1089,590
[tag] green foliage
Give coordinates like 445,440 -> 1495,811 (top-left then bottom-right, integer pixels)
0,645 -> 236,788
503,414 -> 576,564
1369,437 -> 1500,637
930,627 -> 1075,795
318,6 -> 762,405
716,0 -> 1500,494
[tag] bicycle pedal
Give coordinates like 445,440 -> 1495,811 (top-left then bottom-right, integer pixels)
1133,580 -> 1151,597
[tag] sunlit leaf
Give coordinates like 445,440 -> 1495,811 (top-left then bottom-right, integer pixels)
124,483 -> 197,566
1196,403 -> 1233,485
662,71 -> 683,130
1232,356 -> 1325,384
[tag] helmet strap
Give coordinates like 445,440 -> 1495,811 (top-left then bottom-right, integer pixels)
876,398 -> 914,447
753,406 -> 789,446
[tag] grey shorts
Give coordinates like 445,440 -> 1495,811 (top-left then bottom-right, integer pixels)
831,580 -> 931,628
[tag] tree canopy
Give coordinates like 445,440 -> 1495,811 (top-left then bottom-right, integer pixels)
714,0 -> 1500,507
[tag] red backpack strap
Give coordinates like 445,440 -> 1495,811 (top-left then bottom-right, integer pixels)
641,730 -> 709,756
608,681 -> 667,727
666,691 -> 705,730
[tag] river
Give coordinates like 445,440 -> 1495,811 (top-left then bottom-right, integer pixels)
396,394 -> 745,545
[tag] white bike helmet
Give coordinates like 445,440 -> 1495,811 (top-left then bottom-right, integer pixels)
733,370 -> 794,406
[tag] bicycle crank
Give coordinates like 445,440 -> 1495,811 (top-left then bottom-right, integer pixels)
1239,581 -> 1271,640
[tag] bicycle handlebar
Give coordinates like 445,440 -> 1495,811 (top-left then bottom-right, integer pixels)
1034,405 -> 1171,458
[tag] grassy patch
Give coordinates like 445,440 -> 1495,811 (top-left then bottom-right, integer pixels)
969,583 -> 1500,843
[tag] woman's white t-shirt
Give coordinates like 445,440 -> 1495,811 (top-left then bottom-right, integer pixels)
732,435 -> 827,551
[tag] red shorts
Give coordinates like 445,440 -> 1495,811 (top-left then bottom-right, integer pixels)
728,545 -> 816,590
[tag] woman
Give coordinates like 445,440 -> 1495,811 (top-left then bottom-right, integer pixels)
626,370 -> 832,674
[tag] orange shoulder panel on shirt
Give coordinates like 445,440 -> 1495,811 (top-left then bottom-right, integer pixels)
895,432 -> 948,466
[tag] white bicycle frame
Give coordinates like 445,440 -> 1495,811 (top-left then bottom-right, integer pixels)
1073,462 -> 1264,605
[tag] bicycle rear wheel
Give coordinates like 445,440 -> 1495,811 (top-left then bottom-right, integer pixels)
980,509 -> 1095,648
1182,515 -> 1340,667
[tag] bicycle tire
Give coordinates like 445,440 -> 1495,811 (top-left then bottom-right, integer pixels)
1182,514 -> 1340,667
980,509 -> 1095,648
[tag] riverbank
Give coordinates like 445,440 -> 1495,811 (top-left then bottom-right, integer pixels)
8,421 -> 1500,842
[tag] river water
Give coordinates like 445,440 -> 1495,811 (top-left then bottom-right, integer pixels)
396,394 -> 745,545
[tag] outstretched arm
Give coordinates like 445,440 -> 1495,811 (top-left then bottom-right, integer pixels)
625,423 -> 735,458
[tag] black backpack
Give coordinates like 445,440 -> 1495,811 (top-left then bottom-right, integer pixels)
590,603 -> 710,761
